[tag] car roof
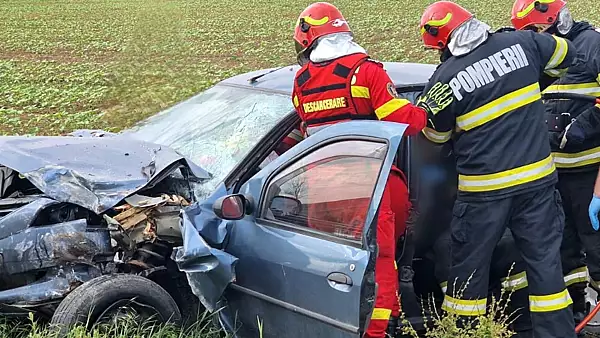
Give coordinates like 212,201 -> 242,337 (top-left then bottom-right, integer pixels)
220,62 -> 437,95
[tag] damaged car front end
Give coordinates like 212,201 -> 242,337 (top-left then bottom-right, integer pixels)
0,135 -> 210,324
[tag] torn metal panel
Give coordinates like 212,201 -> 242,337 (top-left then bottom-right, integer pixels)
110,194 -> 187,246
0,219 -> 112,276
174,207 -> 238,312
0,198 -> 59,240
0,136 -> 211,213
0,266 -> 100,306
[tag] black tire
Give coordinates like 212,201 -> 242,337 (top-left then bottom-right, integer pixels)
50,274 -> 182,334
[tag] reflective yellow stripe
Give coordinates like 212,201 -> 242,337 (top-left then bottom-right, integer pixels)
375,98 -> 410,120
458,155 -> 555,192
592,279 -> 600,289
293,95 -> 299,108
544,68 -> 568,78
420,13 -> 452,35
552,146 -> 600,168
371,308 -> 391,320
516,0 -> 556,18
422,127 -> 452,144
501,271 -> 528,291
440,281 -> 448,294
394,260 -> 397,270
351,86 -> 370,99
456,83 -> 541,131
442,295 -> 487,316
544,82 -> 600,96
301,16 -> 329,26
529,289 -> 572,312
546,36 -> 569,70
564,267 -> 588,287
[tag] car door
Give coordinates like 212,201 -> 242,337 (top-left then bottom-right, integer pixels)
220,120 -> 408,338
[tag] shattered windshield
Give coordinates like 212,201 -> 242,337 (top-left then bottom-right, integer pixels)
125,85 -> 293,198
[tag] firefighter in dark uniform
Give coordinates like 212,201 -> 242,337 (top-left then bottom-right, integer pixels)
511,0 -> 600,326
416,148 -> 533,337
291,3 -> 453,337
418,1 -> 577,337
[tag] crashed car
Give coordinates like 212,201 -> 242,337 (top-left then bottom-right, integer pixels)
118,63 -> 500,337
125,64 -> 600,337
0,135 -> 211,327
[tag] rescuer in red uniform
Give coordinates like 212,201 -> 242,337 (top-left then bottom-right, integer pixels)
288,3 -> 454,337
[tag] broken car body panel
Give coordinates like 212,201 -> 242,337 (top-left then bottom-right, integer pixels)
176,121 -> 409,337
0,136 -> 210,214
0,136 -> 208,313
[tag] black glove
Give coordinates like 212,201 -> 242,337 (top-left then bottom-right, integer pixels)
417,82 -> 454,116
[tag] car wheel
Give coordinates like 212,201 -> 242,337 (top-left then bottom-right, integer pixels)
50,274 -> 181,335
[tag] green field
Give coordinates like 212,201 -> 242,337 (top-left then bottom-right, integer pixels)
1,0 -> 598,135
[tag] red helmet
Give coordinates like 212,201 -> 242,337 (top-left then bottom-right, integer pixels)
294,2 -> 351,55
419,1 -> 473,50
511,0 -> 567,31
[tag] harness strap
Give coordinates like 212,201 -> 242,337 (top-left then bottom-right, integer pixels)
305,113 -> 377,126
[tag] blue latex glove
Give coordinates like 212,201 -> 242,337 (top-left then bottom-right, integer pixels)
589,195 -> 600,231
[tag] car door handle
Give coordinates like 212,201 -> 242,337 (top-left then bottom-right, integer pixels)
327,272 -> 353,286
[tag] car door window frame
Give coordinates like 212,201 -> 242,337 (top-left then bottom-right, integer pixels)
254,135 -> 390,249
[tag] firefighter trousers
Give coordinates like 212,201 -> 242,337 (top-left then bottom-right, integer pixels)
365,170 -> 409,338
558,171 -> 600,315
435,229 -> 532,334
443,185 -> 576,338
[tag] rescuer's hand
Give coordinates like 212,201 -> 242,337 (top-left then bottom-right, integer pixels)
560,121 -> 586,149
417,82 -> 454,116
589,195 -> 600,231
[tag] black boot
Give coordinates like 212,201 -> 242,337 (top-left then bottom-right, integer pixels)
569,282 -> 588,322
386,316 -> 399,338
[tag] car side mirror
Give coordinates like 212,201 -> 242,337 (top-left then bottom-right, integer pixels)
270,196 -> 302,216
213,194 -> 252,220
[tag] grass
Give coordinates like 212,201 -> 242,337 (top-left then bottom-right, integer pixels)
0,312 -> 226,338
0,0 -> 597,135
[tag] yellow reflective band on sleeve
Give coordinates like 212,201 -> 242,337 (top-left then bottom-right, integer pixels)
458,155 -> 555,192
501,271 -> 529,291
544,68 -> 568,78
592,279 -> 600,289
375,98 -> 410,120
351,86 -> 370,99
456,83 -> 541,131
564,266 -> 589,287
516,0 -> 556,18
293,95 -> 299,108
440,281 -> 448,294
420,13 -> 453,35
546,36 -> 569,70
543,82 -> 600,97
552,146 -> 600,168
529,289 -> 572,312
422,127 -> 452,144
371,308 -> 392,320
442,295 -> 487,316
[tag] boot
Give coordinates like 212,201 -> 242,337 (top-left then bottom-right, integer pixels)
569,282 -> 588,324
386,316 -> 399,338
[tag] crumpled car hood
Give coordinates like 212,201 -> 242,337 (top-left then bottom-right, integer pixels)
0,136 -> 211,214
